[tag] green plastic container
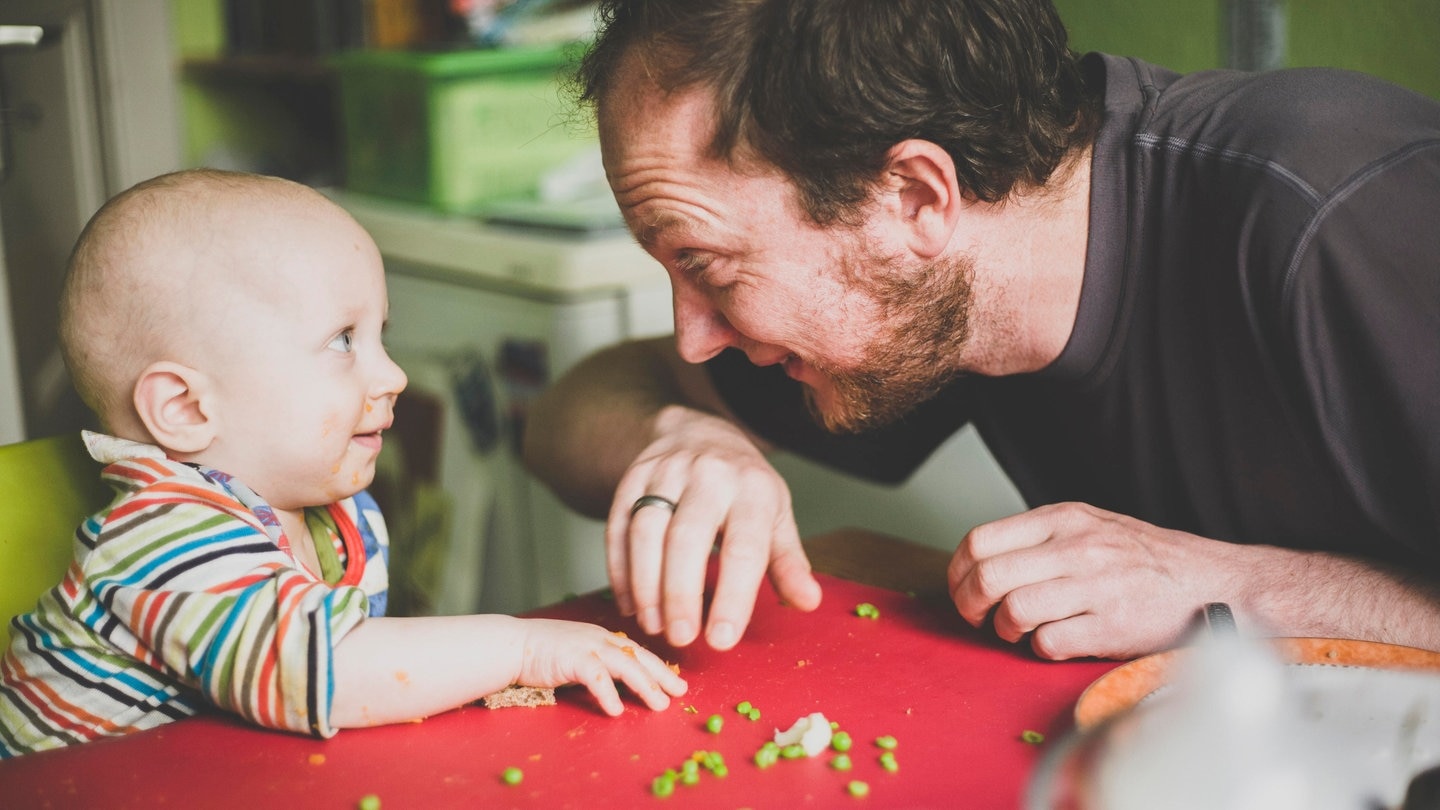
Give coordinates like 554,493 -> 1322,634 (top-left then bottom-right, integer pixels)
333,45 -> 595,213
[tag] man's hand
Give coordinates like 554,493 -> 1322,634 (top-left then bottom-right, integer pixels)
948,501 -> 1440,660
947,502 -> 1250,660
606,405 -> 822,650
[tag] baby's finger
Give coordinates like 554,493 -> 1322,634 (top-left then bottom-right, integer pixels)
606,641 -> 686,710
633,646 -> 688,698
579,652 -> 626,716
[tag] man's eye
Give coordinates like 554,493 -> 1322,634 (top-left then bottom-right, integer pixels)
328,330 -> 355,353
675,251 -> 710,276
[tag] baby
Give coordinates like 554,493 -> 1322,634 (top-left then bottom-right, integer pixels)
0,169 -> 685,757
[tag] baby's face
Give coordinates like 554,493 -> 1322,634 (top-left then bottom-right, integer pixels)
194,200 -> 408,510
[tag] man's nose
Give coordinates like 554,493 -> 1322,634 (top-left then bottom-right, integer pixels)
671,281 -> 736,364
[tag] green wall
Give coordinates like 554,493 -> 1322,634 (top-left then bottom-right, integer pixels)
171,0 -> 1440,170
1287,0 -> 1440,100
1054,0 -> 1440,99
1055,0 -> 1222,74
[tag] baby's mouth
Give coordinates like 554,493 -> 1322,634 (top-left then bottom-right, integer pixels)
352,428 -> 386,450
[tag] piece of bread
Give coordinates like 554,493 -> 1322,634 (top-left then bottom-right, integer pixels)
481,685 -> 557,709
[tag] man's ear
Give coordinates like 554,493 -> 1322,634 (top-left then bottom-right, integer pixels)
881,139 -> 964,259
133,361 -> 216,455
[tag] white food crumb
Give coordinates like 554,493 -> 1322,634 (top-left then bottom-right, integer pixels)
773,712 -> 833,757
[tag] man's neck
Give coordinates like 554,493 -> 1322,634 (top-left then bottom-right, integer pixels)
958,146 -> 1093,376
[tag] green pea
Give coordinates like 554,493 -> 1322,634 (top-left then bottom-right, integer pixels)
754,747 -> 779,768
831,731 -> 853,752
781,743 -> 806,759
712,764 -> 729,778
831,753 -> 853,771
736,700 -> 752,714
705,714 -> 724,734
652,773 -> 676,798
854,602 -> 880,619
500,767 -> 523,785
875,735 -> 898,750
357,795 -> 381,810
747,708 -> 761,721
848,780 -> 870,797
1021,729 -> 1046,744
879,751 -> 898,772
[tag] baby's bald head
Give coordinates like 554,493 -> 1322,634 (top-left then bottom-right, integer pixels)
59,169 -> 339,436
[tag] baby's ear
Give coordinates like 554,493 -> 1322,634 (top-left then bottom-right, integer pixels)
133,361 -> 215,455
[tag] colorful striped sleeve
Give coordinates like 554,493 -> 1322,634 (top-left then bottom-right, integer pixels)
1,457 -> 373,755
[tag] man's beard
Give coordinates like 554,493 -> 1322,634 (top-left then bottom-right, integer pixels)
802,244 -> 975,434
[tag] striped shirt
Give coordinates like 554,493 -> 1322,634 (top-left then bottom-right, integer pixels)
0,434 -> 389,757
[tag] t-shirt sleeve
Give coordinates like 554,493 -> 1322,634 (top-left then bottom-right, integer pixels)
1284,141 -> 1440,565
704,348 -> 977,484
90,484 -> 371,738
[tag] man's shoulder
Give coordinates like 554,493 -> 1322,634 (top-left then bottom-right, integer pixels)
1137,63 -> 1440,194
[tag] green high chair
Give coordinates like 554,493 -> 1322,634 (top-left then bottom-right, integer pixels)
0,433 -> 109,650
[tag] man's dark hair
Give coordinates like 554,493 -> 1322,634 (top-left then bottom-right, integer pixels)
576,0 -> 1101,225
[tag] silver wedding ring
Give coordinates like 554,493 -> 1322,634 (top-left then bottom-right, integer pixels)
630,494 -> 678,518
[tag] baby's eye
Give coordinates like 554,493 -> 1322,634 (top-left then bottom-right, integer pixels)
328,329 -> 355,353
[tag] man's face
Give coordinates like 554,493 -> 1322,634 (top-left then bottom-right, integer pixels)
600,68 -> 974,433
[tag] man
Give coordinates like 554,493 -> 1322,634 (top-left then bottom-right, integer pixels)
522,0 -> 1440,660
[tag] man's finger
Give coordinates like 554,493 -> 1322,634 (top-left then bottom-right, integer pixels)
659,496 -> 725,647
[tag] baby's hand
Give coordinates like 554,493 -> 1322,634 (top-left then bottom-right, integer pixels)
515,619 -> 687,715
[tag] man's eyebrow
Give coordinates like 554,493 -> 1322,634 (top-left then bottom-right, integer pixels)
635,212 -> 698,250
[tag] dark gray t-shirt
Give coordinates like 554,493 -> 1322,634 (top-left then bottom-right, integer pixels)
708,53 -> 1440,569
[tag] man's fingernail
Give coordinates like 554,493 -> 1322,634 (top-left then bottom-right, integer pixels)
668,620 -> 694,644
708,621 -> 737,649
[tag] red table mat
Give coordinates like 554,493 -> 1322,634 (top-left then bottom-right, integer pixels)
1,572 -> 1121,809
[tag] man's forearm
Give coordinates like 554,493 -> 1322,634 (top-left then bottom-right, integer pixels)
1244,545 -> 1440,651
522,338 -> 688,517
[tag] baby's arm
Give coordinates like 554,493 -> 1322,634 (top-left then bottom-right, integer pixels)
329,615 -> 687,726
